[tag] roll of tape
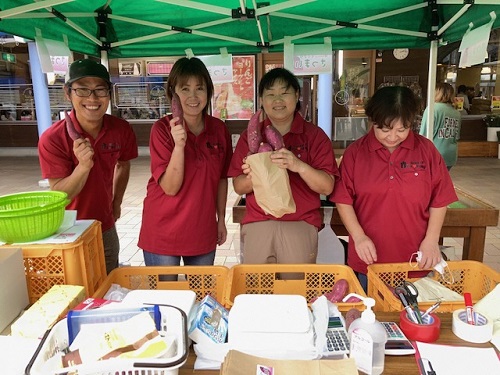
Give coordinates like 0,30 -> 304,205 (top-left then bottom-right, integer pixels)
452,309 -> 493,343
399,310 -> 440,343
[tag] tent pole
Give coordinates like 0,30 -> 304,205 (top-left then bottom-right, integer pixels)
27,41 -> 52,137
425,40 -> 439,140
100,49 -> 112,115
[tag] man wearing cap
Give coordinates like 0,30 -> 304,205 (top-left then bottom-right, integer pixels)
38,59 -> 138,274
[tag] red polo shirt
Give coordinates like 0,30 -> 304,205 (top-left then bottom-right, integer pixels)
38,111 -> 138,232
138,115 -> 232,255
330,129 -> 458,274
228,112 -> 339,229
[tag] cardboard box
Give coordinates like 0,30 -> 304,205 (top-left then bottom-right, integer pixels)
10,284 -> 85,339
0,248 -> 29,333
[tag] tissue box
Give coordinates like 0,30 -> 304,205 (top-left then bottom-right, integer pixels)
228,294 -> 315,353
0,248 -> 29,333
11,284 -> 85,339
188,295 -> 228,345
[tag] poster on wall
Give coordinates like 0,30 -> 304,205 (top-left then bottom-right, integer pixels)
212,55 -> 255,120
119,62 -> 142,76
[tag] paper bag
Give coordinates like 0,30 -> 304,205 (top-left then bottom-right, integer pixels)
221,350 -> 358,375
246,151 -> 296,218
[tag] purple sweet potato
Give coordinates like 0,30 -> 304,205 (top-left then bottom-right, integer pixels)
247,110 -> 262,154
345,308 -> 361,330
325,279 -> 349,303
171,92 -> 183,120
257,142 -> 273,153
264,124 -> 284,151
65,111 -> 81,141
345,296 -> 362,303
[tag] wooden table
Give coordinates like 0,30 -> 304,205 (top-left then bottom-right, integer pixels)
232,187 -> 499,262
179,312 -> 497,375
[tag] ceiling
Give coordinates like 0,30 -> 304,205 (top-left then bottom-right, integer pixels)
0,1 -> 499,59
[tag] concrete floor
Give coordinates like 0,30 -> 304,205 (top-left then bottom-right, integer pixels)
0,153 -> 499,273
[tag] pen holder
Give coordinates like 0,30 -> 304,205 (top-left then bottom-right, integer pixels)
452,309 -> 493,343
399,310 -> 440,343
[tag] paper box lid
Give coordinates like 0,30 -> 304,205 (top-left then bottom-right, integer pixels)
0,248 -> 29,333
229,294 -> 311,334
121,290 -> 196,316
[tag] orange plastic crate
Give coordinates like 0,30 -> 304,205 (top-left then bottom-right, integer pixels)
93,265 -> 228,303
2,220 -> 107,304
225,264 -> 366,311
367,260 -> 499,312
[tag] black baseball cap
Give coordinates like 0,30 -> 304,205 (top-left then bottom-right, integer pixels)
66,59 -> 111,86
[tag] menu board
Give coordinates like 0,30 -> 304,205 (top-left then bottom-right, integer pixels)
212,55 -> 255,120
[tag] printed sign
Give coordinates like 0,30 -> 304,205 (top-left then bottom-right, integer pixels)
454,96 -> 464,111
492,96 -> 500,110
212,55 -> 255,120
119,62 -> 142,76
199,54 -> 233,84
285,43 -> 332,76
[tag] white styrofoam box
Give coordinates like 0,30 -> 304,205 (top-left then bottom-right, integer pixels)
0,247 -> 29,333
228,294 -> 315,354
120,290 -> 197,317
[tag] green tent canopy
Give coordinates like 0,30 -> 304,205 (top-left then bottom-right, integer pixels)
0,0 -> 499,58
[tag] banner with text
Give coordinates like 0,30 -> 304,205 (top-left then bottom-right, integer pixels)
199,54 -> 233,84
284,43 -> 332,76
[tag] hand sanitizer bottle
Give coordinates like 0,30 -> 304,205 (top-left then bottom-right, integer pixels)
347,297 -> 387,375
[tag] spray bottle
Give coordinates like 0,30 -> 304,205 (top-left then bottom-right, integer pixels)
343,294 -> 387,375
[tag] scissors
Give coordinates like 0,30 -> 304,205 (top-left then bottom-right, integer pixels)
395,281 -> 423,324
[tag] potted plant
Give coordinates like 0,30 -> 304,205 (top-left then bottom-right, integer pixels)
484,114 -> 500,141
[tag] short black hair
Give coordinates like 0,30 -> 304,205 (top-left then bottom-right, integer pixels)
365,86 -> 419,130
258,68 -> 301,111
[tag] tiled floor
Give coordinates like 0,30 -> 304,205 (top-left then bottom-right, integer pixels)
1,150 -> 499,272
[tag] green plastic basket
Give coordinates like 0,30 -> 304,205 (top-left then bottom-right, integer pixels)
0,191 -> 70,243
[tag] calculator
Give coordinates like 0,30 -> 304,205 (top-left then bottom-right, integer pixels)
382,322 -> 416,355
324,316 -> 350,356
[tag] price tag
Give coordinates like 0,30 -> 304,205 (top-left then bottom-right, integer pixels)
349,328 -> 374,374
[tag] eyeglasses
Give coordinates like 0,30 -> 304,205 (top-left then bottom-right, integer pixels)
71,87 -> 110,97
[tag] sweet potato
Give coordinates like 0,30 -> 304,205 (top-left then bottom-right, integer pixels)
171,92 -> 183,120
345,308 -> 361,330
65,111 -> 81,141
344,296 -> 362,303
325,279 -> 349,303
247,110 -> 262,154
257,142 -> 273,152
264,124 -> 284,151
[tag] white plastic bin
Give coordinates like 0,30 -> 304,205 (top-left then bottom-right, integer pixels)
25,304 -> 188,375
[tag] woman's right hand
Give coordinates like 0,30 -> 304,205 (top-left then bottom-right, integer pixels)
170,117 -> 187,148
353,234 -> 378,265
241,157 -> 252,178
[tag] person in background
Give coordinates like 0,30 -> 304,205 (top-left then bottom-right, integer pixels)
138,57 -> 233,269
38,59 -> 139,274
330,86 -> 457,291
466,86 -> 475,105
420,82 -> 461,171
229,68 -> 338,265
455,84 -> 470,115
